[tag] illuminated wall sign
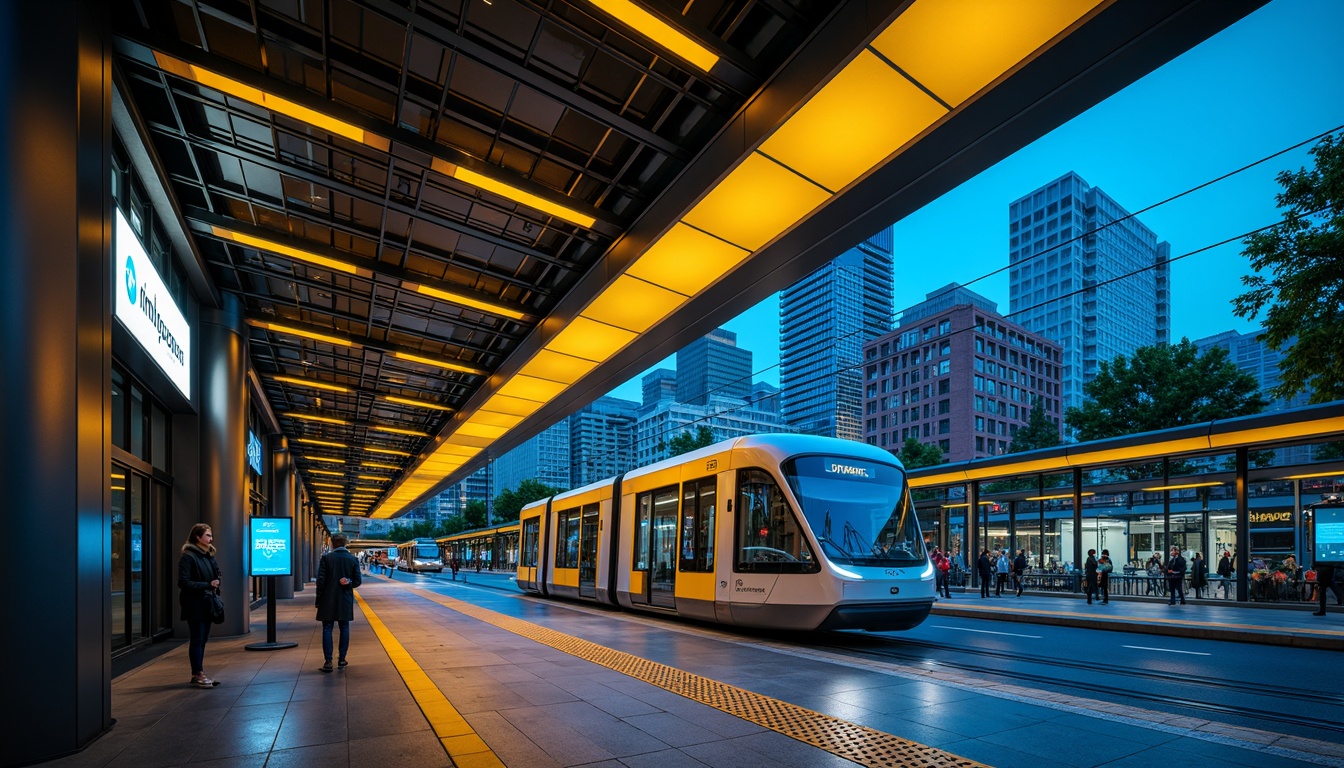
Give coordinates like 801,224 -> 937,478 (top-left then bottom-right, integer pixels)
1249,510 -> 1292,525
247,431 -> 264,476
114,210 -> 192,399
249,517 -> 292,577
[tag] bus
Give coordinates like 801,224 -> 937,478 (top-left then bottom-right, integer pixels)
396,537 -> 444,573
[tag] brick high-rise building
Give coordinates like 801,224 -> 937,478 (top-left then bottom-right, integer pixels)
864,285 -> 1062,461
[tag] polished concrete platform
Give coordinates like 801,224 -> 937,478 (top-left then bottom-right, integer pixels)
40,570 -> 1344,768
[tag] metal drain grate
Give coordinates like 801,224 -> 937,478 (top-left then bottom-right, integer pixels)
413,588 -> 987,768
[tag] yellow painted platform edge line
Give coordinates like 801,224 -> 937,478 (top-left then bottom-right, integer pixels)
408,585 -> 989,768
355,591 -> 505,767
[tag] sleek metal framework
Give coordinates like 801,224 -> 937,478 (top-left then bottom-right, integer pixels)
112,0 -> 1266,518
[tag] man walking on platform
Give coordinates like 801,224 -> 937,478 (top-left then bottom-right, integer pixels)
1166,546 -> 1187,605
316,534 -> 362,671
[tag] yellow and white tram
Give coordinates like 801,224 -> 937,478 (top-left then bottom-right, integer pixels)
516,434 -> 935,631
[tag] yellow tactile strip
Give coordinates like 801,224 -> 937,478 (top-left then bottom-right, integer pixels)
354,591 -> 505,768
408,586 -> 987,768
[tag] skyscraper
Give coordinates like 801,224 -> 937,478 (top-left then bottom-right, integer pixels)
569,396 -> 640,487
676,328 -> 752,405
1008,172 -> 1170,417
491,419 -> 571,498
780,228 -> 894,439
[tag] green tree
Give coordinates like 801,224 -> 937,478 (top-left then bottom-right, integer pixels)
897,437 -> 945,469
666,425 -> 716,457
494,478 -> 564,523
1234,133 -> 1344,402
1065,339 -> 1267,441
1009,397 -> 1062,453
460,499 -> 488,530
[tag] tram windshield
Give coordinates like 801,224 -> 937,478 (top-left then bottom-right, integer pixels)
783,455 -> 925,568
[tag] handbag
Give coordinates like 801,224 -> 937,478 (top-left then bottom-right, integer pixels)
208,591 -> 225,624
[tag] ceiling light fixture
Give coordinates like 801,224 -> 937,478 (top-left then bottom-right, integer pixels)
365,447 -> 411,457
286,412 -> 349,425
249,320 -> 354,348
296,438 -> 348,448
152,52 -> 391,151
372,425 -> 429,437
584,0 -> 719,72
212,227 -> 367,276
382,395 -> 453,412
392,351 -> 485,376
273,375 -> 351,393
361,461 -> 401,470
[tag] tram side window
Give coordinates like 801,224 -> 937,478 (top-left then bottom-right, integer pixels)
555,508 -> 580,568
735,469 -> 817,574
680,477 -> 716,573
634,492 -> 651,570
520,518 -> 540,568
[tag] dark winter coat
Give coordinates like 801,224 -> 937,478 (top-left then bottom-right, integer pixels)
316,547 -> 362,623
178,543 -> 221,623
1191,556 -> 1208,588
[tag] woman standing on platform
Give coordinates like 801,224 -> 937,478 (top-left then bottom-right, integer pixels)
977,549 -> 993,598
178,523 -> 222,688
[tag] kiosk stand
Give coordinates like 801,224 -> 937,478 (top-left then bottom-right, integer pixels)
1307,494 -> 1344,617
245,517 -> 298,650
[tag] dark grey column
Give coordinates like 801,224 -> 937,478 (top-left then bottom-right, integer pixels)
0,2 -> 112,764
199,292 -> 250,635
270,436 -> 296,599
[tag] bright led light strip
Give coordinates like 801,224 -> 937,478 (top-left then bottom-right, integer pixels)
309,469 -> 345,477
586,0 -> 719,72
250,320 -> 354,348
361,461 -> 401,470
405,282 -> 528,321
393,351 -> 485,376
304,455 -> 346,464
383,395 -> 453,412
372,425 -> 428,437
274,375 -> 351,393
286,412 -> 348,425
442,163 -> 596,229
296,438 -> 347,448
1140,482 -> 1225,492
1281,470 -> 1344,480
365,447 -> 411,457
153,52 -> 391,151
212,227 -> 365,275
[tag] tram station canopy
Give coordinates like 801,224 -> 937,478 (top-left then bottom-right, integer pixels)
112,0 -> 1265,518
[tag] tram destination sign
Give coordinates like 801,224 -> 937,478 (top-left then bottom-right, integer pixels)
1313,505 -> 1344,565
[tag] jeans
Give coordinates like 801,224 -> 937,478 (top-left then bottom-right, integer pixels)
322,620 -> 351,661
187,619 -> 212,675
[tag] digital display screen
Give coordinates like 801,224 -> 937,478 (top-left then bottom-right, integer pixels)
249,517 -> 292,576
1314,505 -> 1344,565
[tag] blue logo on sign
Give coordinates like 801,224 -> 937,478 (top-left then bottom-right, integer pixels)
124,256 -> 138,304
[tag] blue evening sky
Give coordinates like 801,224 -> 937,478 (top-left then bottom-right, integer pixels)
606,0 -> 1344,403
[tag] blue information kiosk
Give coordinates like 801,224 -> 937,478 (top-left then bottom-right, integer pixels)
245,517 -> 298,650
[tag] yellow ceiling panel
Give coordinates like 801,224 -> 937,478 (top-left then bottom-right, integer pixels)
496,374 -> 568,402
546,317 -> 638,362
626,223 -> 751,296
581,275 -> 688,332
465,410 -> 525,429
518,349 -> 600,384
480,394 -> 545,418
456,422 -> 510,440
432,443 -> 483,458
681,152 -> 831,251
760,50 -> 947,192
872,0 -> 1103,107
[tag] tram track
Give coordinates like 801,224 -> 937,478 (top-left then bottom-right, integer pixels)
809,634 -> 1344,735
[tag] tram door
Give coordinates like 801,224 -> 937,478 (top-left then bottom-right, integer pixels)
648,488 -> 678,607
578,503 -> 599,598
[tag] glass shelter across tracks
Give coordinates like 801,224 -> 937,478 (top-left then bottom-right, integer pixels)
909,401 -> 1344,605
